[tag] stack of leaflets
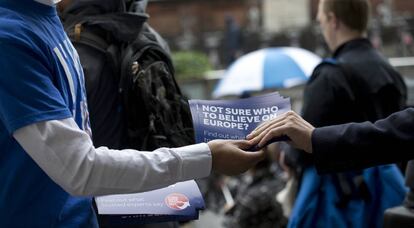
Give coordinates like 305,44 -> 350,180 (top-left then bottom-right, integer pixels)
95,180 -> 205,225
189,92 -> 291,146
95,92 -> 290,225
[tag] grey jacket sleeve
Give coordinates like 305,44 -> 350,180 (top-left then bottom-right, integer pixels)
313,108 -> 414,174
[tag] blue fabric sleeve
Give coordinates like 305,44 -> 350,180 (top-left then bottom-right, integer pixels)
0,41 -> 72,134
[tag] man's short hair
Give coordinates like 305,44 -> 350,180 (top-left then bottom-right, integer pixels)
323,0 -> 371,32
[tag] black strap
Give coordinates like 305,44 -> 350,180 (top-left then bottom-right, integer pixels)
321,59 -> 372,206
68,24 -> 121,81
337,62 -> 370,120
119,43 -> 134,94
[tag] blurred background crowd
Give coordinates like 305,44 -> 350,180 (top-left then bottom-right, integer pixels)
140,1 -> 414,227
145,0 -> 414,109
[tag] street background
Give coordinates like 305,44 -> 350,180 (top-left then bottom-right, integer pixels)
146,0 -> 414,111
145,1 -> 414,227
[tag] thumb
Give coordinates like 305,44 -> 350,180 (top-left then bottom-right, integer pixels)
232,140 -> 254,150
244,149 -> 266,164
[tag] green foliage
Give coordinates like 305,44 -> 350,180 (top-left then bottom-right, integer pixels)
172,51 -> 212,80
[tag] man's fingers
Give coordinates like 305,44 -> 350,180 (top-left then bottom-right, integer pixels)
258,126 -> 289,147
247,117 -> 278,138
247,111 -> 296,139
248,120 -> 272,137
247,113 -> 282,139
249,118 -> 288,145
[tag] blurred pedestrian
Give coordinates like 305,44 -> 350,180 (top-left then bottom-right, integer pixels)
224,15 -> 243,66
224,148 -> 287,228
282,0 -> 407,227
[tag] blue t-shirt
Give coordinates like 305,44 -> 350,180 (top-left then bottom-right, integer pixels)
0,1 -> 97,227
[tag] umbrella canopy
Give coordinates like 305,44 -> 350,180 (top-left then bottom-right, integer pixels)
212,47 -> 321,98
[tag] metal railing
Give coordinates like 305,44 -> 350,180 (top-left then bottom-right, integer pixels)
389,57 -> 414,68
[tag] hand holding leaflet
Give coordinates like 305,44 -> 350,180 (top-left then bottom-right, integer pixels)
247,135 -> 290,151
94,93 -> 290,226
208,139 -> 266,175
247,111 -> 314,153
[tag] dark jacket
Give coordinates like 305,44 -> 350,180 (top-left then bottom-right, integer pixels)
314,107 -> 414,173
60,0 -> 148,149
291,38 -> 407,167
286,38 -> 408,228
304,38 -> 406,125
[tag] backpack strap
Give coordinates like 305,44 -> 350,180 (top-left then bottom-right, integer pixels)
335,172 -> 371,208
119,29 -> 180,95
67,23 -> 109,50
319,58 -> 372,206
66,22 -> 121,79
119,42 -> 135,94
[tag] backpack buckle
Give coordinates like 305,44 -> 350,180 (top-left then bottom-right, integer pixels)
131,61 -> 140,75
74,23 -> 83,42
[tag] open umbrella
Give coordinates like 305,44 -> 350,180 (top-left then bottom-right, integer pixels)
212,47 -> 321,98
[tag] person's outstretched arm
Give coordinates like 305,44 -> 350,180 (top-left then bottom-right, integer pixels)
0,40 -> 265,197
14,118 -> 265,196
247,109 -> 414,173
313,108 -> 414,173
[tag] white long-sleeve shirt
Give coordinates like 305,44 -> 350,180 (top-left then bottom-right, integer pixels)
13,118 -> 212,196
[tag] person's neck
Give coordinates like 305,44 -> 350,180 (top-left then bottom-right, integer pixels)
333,30 -> 364,51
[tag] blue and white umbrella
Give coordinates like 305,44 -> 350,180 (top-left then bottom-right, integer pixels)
212,47 -> 322,98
